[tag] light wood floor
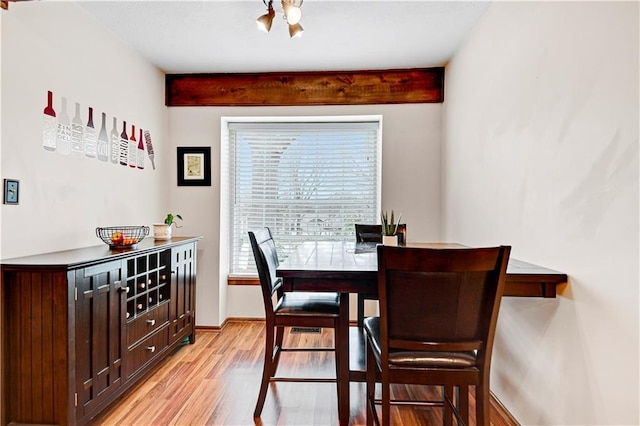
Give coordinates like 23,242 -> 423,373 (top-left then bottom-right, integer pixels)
92,320 -> 514,426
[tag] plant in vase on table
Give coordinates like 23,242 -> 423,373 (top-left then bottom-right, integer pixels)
153,213 -> 183,240
381,210 -> 402,246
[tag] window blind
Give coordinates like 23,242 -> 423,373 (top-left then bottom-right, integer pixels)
229,119 -> 381,275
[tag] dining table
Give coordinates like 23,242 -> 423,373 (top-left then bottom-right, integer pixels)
275,240 -> 568,425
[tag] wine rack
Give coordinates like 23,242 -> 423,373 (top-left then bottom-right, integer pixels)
125,249 -> 171,320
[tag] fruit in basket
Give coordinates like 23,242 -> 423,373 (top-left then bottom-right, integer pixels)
123,237 -> 138,246
110,231 -> 124,245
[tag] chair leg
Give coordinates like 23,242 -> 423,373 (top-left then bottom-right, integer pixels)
254,324 -> 275,418
357,294 -> 365,327
333,325 -> 342,423
444,385 -> 454,426
476,380 -> 490,426
381,371 -> 391,426
275,324 -> 285,349
272,326 -> 285,376
365,340 -> 376,426
337,294 -> 350,426
458,385 -> 469,426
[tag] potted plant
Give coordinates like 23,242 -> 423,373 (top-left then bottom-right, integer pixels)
381,210 -> 401,246
153,213 -> 183,240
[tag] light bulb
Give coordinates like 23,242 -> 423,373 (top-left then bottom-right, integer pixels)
285,5 -> 302,25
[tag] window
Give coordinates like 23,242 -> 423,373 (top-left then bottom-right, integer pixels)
226,116 -> 382,276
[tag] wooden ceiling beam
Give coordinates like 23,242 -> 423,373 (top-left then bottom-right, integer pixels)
165,67 -> 444,107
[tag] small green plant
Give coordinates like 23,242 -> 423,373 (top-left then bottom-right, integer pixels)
381,210 -> 402,236
164,213 -> 183,228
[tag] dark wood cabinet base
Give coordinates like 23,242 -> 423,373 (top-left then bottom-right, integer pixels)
1,237 -> 200,425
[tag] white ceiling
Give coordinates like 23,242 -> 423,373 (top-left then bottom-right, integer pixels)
76,0 -> 490,74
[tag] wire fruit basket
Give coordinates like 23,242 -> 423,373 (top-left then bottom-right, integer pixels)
96,226 -> 149,249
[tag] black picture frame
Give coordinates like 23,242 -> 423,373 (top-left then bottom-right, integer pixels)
177,147 -> 211,186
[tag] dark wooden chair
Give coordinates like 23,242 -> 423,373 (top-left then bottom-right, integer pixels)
248,227 -> 348,421
364,245 -> 511,426
354,224 -> 406,327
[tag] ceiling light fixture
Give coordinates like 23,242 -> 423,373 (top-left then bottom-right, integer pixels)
288,22 -> 304,38
256,0 -> 304,38
256,0 -> 275,33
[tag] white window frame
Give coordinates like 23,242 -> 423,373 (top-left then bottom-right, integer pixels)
221,115 -> 383,277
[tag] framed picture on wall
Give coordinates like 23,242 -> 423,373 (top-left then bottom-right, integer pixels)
177,147 -> 211,186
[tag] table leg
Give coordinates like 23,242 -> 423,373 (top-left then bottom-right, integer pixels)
338,293 -> 350,426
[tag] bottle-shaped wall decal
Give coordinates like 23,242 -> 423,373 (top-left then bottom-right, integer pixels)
84,107 -> 97,158
119,120 -> 129,166
42,91 -> 57,151
128,124 -> 137,168
71,102 -> 84,157
144,130 -> 156,170
137,127 -> 145,169
97,112 -> 109,162
110,117 -> 119,164
56,96 -> 71,155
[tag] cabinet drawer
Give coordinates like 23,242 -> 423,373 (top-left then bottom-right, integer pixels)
127,326 -> 169,378
127,301 -> 169,348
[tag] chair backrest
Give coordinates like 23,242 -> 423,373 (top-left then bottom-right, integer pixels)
355,224 -> 407,245
248,228 -> 282,314
376,245 -> 510,364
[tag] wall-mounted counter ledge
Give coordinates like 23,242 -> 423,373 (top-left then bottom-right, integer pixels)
506,258 -> 567,298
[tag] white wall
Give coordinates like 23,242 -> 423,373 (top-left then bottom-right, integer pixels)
167,104 -> 442,325
1,2 -> 168,259
443,2 -> 638,424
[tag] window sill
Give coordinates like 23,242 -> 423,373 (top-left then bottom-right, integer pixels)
228,276 -> 259,286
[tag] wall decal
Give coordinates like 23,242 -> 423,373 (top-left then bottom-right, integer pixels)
144,130 -> 156,170
119,120 -> 128,166
128,124 -> 137,168
56,96 -> 71,155
137,128 -> 145,170
84,106 -> 97,158
110,116 -> 119,164
40,91 -> 154,171
97,112 -> 109,162
42,91 -> 57,151
71,101 -> 84,156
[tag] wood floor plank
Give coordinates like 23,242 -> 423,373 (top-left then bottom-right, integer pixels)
92,320 -> 517,426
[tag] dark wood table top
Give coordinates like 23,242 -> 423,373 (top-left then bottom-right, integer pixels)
277,241 -> 567,298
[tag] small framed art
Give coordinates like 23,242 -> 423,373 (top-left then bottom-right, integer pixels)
177,147 -> 211,186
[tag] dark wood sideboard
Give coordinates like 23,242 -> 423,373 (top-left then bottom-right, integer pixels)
1,236 -> 200,425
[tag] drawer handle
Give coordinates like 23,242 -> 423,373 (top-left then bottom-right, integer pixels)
146,319 -> 156,326
146,345 -> 156,353
118,286 -> 129,293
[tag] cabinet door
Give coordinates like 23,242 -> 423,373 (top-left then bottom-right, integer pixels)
169,242 -> 197,344
74,259 -> 126,421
